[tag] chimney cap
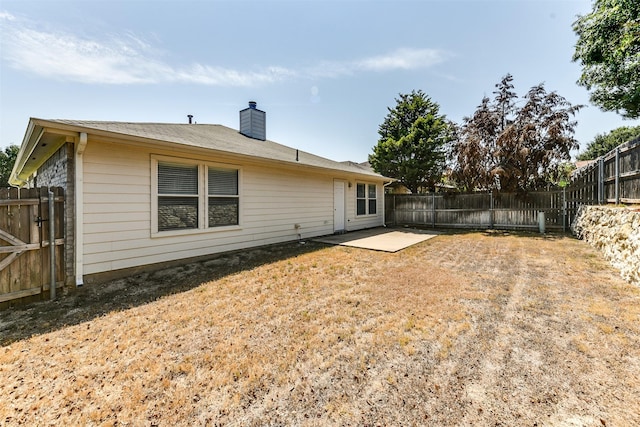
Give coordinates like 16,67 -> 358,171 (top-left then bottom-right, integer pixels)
248,101 -> 257,109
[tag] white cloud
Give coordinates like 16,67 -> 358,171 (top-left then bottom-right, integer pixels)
0,13 -> 449,86
356,48 -> 448,71
0,17 -> 299,86
0,11 -> 16,21
305,60 -> 355,79
305,48 -> 448,79
0,13 -> 288,86
2,20 -> 173,84
178,64 -> 297,86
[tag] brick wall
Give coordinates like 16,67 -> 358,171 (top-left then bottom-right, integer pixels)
36,144 -> 69,188
36,143 -> 76,287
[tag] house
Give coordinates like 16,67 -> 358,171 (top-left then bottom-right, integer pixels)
10,103 -> 389,285
574,160 -> 596,170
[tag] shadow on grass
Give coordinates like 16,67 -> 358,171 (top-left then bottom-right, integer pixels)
0,240 -> 328,347
479,229 -> 573,241
398,224 -> 574,241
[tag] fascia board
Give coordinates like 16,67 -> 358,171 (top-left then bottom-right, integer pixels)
9,120 -> 43,186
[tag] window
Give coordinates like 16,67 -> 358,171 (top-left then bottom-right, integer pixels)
154,158 -> 240,233
158,163 -> 199,231
356,183 -> 377,216
368,184 -> 377,215
208,167 -> 239,227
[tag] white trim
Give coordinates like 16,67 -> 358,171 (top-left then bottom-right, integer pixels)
9,124 -> 42,187
333,179 -> 347,232
199,164 -> 206,229
355,182 -> 378,217
75,132 -> 87,286
150,156 -> 159,234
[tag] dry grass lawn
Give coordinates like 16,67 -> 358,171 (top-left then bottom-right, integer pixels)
1,231 -> 639,426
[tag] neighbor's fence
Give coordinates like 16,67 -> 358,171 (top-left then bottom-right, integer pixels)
386,137 -> 640,231
386,190 -> 576,232
1,187 -> 65,308
568,136 -> 640,205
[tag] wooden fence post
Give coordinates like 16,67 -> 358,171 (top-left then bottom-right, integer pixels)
489,192 -> 494,229
48,189 -> 56,300
615,146 -> 620,204
598,157 -> 604,204
392,194 -> 396,226
562,187 -> 567,233
431,193 -> 436,228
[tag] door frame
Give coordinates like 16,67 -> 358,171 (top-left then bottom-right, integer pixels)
333,179 -> 346,233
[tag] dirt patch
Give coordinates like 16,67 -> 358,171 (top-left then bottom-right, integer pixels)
1,231 -> 639,425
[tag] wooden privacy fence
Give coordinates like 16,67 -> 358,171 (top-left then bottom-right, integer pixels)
568,137 -> 640,204
386,190 -> 576,232
0,187 -> 65,307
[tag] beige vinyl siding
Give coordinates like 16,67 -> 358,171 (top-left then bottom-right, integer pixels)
82,142 -> 151,274
82,140 -> 366,276
83,229 -> 149,245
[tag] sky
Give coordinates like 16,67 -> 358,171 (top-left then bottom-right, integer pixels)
0,0 -> 637,163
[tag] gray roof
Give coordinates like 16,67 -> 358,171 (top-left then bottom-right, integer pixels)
340,160 -> 374,173
47,119 -> 383,178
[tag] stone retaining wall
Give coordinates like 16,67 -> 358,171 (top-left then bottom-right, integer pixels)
572,206 -> 640,286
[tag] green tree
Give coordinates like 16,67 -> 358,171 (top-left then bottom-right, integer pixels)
450,74 -> 582,193
548,162 -> 577,188
369,90 -> 455,193
576,125 -> 640,160
0,145 -> 20,187
573,0 -> 640,118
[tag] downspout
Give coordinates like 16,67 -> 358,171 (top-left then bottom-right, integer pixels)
75,132 -> 87,286
383,180 -> 394,227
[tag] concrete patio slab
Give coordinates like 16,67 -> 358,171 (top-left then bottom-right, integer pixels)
314,227 -> 440,252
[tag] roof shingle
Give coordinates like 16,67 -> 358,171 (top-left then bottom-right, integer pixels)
48,119 -> 382,177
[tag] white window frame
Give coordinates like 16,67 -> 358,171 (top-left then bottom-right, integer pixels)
151,155 -> 242,237
207,165 -> 240,228
356,182 -> 378,216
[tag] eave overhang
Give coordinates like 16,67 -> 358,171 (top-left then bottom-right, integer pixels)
9,118 -> 77,187
9,118 -> 391,185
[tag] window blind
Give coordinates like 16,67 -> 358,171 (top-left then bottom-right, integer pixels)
158,163 -> 198,195
208,167 -> 238,195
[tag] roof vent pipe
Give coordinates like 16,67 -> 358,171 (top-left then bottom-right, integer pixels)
187,115 -> 193,124
239,101 -> 266,140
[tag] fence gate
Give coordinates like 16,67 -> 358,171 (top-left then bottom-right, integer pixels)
0,187 -> 65,308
